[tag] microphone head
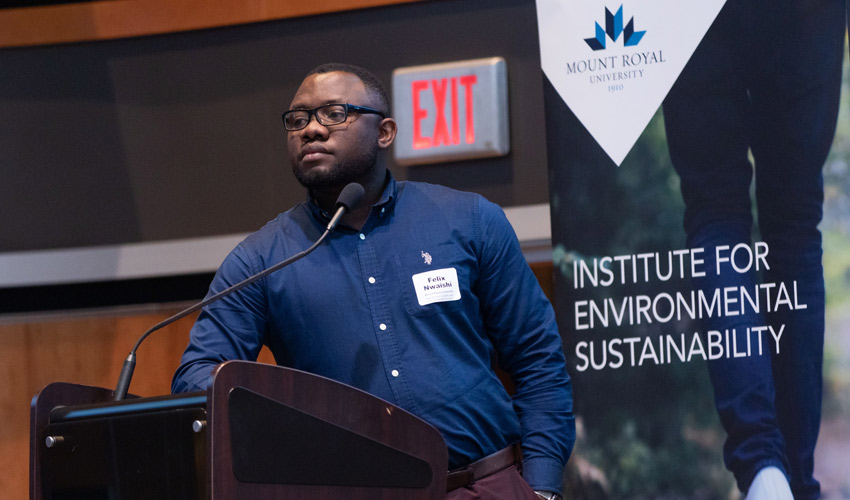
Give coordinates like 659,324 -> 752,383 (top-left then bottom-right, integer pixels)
336,182 -> 365,212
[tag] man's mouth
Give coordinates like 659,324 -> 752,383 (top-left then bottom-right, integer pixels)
300,145 -> 330,161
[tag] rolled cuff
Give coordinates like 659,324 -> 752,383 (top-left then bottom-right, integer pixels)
521,456 -> 565,496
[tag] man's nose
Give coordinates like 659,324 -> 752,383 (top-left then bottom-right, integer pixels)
300,115 -> 329,139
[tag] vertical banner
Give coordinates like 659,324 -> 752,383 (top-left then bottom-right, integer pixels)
538,0 -> 850,498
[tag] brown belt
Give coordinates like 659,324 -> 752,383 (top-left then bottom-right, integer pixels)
445,443 -> 522,492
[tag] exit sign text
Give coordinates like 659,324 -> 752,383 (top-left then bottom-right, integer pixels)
392,58 -> 509,166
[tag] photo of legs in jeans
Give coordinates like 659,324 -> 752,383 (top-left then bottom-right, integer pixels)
662,0 -> 845,498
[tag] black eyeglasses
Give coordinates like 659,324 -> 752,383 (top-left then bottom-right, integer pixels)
281,103 -> 385,131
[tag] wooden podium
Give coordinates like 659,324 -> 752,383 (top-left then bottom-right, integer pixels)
30,361 -> 448,499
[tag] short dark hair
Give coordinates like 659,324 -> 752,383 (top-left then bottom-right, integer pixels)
305,63 -> 390,116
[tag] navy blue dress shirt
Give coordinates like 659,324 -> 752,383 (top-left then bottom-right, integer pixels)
172,174 -> 575,493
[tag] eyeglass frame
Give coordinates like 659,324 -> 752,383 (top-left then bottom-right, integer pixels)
281,103 -> 386,131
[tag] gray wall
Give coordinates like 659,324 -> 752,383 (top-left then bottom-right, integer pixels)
0,0 -> 548,254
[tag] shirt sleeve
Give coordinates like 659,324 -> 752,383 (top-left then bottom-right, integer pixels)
171,242 -> 269,393
473,197 -> 576,495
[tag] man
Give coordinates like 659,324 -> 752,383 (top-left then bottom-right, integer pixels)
172,63 -> 574,499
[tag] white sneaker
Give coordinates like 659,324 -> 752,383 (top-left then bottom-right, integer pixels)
744,466 -> 793,500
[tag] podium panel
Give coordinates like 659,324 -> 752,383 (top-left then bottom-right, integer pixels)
42,394 -> 206,499
31,361 -> 448,500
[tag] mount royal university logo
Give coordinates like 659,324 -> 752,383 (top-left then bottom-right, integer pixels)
584,5 -> 645,51
567,4 -> 665,87
536,0 -> 726,165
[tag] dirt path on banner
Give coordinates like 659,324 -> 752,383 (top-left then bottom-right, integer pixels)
815,417 -> 850,499
816,307 -> 850,500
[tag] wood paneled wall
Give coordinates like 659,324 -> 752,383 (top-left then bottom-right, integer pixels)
0,0 -> 427,48
1,306 -> 278,498
1,308 -> 180,498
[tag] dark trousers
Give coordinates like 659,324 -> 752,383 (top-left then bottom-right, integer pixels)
445,465 -> 539,500
662,0 -> 845,498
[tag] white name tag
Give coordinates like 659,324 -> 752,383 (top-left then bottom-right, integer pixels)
412,268 -> 462,306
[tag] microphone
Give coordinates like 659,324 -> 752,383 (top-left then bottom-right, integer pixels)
112,182 -> 365,401
326,182 -> 365,231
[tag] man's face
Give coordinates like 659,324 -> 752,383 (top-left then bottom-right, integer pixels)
286,71 -> 386,190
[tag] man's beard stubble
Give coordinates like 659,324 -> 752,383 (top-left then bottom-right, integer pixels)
291,146 -> 378,190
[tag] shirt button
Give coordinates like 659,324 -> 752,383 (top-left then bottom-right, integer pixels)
368,277 -> 376,284
359,233 -> 365,240
391,369 -> 399,377
379,323 -> 387,331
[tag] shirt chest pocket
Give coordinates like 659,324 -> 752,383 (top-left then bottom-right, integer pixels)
394,243 -> 465,317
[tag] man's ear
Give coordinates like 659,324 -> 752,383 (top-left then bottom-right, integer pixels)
377,117 -> 397,149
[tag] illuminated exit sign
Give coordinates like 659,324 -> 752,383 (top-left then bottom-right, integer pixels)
392,57 -> 510,166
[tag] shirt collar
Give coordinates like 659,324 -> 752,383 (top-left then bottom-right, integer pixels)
375,171 -> 397,209
304,171 -> 398,225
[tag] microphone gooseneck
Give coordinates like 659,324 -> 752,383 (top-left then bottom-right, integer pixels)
112,182 -> 365,401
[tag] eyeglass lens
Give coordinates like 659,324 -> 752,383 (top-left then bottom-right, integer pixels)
284,104 -> 348,131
